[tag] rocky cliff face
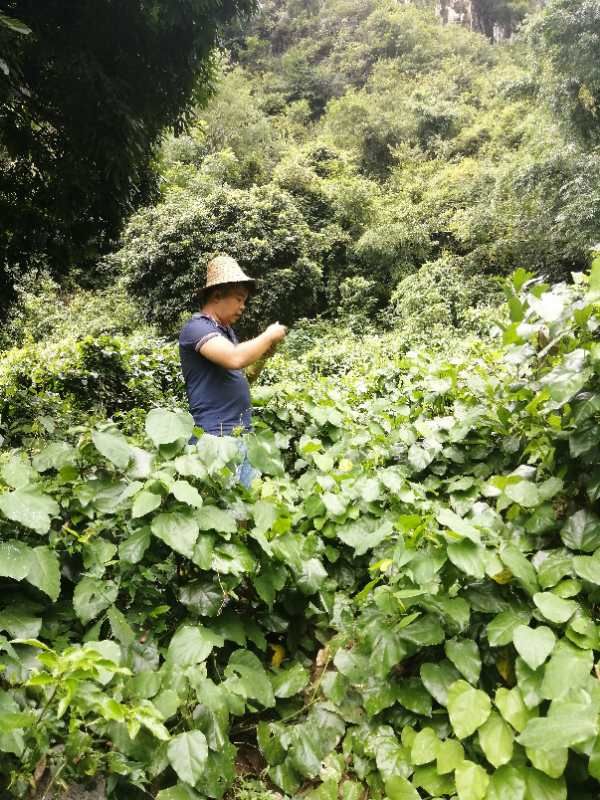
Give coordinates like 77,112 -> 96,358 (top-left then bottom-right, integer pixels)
437,0 -> 546,40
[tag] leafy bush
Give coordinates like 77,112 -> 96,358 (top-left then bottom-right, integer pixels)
2,267 -> 600,798
160,67 -> 285,190
0,275 -> 143,352
529,0 -> 600,145
0,0 -> 256,314
117,182 -> 326,335
390,255 -> 501,340
0,333 -> 183,448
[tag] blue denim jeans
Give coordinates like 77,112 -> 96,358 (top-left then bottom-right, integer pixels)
236,444 -> 256,489
188,434 -> 256,488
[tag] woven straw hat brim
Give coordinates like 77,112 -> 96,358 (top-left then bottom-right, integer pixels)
203,256 -> 256,289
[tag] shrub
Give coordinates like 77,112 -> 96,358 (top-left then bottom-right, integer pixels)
0,333 -> 183,448
390,255 -> 501,339
2,271 -> 600,798
118,182 -> 326,335
0,275 -> 143,352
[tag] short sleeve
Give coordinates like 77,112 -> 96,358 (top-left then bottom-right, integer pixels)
179,317 -> 221,352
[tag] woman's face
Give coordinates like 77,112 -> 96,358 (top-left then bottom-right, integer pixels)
215,286 -> 250,326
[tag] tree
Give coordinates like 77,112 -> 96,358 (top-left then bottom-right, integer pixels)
0,0 -> 255,316
530,0 -> 600,145
117,182 -> 324,334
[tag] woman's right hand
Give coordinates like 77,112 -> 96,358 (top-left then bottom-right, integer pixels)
265,322 -> 288,343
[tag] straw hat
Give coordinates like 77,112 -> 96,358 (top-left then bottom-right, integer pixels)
202,255 -> 255,292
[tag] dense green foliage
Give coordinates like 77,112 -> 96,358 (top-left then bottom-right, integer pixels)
3,1 -> 600,798
116,0 -> 599,335
529,0 -> 600,144
0,0 -> 255,315
2,266 -> 600,799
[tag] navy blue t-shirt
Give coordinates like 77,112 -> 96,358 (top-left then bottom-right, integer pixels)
179,313 -> 252,436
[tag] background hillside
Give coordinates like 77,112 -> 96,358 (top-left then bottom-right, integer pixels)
108,0 -> 598,338
2,0 -> 599,348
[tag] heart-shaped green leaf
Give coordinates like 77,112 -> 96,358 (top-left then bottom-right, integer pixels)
512,625 -> 556,670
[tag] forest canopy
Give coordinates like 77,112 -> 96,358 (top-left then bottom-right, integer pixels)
0,0 -> 256,314
102,0 -> 600,336
2,2 -> 600,800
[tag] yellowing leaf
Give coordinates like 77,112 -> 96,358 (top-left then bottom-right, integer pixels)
270,643 -> 286,668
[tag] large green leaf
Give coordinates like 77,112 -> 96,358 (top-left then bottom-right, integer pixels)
212,542 -> 256,576
2,456 -> 38,488
541,349 -> 590,405
0,710 -> 34,731
540,640 -> 594,700
172,480 -> 203,509
0,488 -> 59,534
524,768 -> 566,800
512,625 -> 555,671
132,490 -> 162,518
321,491 -> 347,517
271,663 -> 309,698
437,508 -> 481,543
410,727 -> 439,765
397,614 -> 444,647
536,550 -> 573,589
197,505 -> 237,533
247,433 -> 284,476
336,518 -> 393,555
446,540 -> 486,578
447,680 -> 491,739
177,578 -> 223,616
395,678 -> 432,716
73,577 -> 118,624
0,541 -> 32,581
487,608 -> 531,647
517,703 -> 598,750
32,442 -> 76,472
224,649 -> 275,708
26,546 -> 60,601
444,638 -> 481,684
297,557 -> 327,594
287,706 -> 344,779
500,546 -> 538,595
167,730 -> 208,785
0,604 -> 42,638
454,760 -> 489,800
0,691 -> 25,757
572,552 -> 600,584
526,747 -> 568,779
195,743 -> 237,798
146,409 -> 194,447
495,687 -> 536,732
92,430 -> 133,469
436,738 -> 464,774
412,764 -> 454,796
156,785 -> 203,800
420,660 -> 461,706
485,765 -> 526,800
532,592 -> 577,624
408,442 -> 438,472
119,527 -> 151,563
167,625 -> 223,666
560,510 -> 600,552
478,711 -> 513,767
151,511 -> 199,557
515,658 -> 544,709
503,478 -> 541,508
384,776 -> 420,800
